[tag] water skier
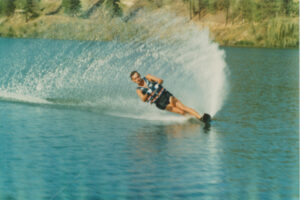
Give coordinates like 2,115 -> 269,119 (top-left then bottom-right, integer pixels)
130,71 -> 211,123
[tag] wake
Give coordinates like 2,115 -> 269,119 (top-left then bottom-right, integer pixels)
0,10 -> 228,119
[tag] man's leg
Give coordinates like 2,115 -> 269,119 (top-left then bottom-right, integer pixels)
165,105 -> 186,116
170,97 -> 202,119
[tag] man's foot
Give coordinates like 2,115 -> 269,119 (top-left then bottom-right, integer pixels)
199,113 -> 211,124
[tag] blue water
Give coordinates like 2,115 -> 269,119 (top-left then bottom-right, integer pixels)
0,37 -> 298,200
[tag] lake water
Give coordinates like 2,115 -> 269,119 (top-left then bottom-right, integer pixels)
0,37 -> 298,200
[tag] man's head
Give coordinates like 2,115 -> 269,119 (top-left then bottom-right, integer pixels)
130,71 -> 142,84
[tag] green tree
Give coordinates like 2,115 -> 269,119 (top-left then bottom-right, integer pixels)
238,0 -> 254,21
62,0 -> 81,15
70,0 -> 81,14
2,0 -> 16,16
24,0 -> 39,21
197,0 -> 204,19
208,0 -> 218,13
0,2 -> 3,16
282,0 -> 292,16
256,0 -> 282,20
113,0 -> 122,16
224,0 -> 230,24
109,0 -> 122,16
103,0 -> 122,17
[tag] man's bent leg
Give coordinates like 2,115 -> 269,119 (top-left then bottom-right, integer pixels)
166,105 -> 186,116
170,97 -> 201,119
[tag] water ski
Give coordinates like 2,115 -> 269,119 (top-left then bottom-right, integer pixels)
187,113 -> 212,125
200,113 -> 211,124
200,113 -> 211,130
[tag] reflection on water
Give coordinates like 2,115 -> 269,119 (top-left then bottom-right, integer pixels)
124,121 -> 225,199
131,122 -> 202,153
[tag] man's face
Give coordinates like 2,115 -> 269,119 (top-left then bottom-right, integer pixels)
131,72 -> 142,84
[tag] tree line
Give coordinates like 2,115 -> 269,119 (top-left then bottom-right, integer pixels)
183,0 -> 298,22
0,0 -> 44,18
0,0 -> 298,22
0,0 -> 122,18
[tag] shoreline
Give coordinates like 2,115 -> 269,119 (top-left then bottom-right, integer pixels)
1,35 -> 298,50
0,1 -> 298,48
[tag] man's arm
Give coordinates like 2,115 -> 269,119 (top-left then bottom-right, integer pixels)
136,89 -> 149,102
145,74 -> 163,84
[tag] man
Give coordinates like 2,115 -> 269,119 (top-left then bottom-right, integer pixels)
130,71 -> 211,123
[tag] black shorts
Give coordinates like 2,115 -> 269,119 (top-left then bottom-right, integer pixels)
155,90 -> 173,110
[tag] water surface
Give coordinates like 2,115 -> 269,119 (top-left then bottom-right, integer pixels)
0,38 -> 298,200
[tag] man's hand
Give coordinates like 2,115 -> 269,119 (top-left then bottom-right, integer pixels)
136,89 -> 149,102
145,74 -> 163,85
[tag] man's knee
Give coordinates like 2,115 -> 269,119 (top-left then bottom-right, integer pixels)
179,110 -> 185,115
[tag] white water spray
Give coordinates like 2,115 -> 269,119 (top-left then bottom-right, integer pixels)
0,10 -> 228,120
